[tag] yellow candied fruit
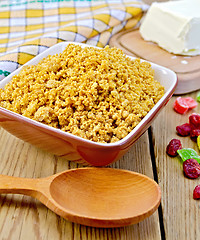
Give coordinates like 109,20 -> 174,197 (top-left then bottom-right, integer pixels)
197,135 -> 200,150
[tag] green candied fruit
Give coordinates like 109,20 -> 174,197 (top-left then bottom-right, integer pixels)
177,148 -> 200,164
197,92 -> 200,102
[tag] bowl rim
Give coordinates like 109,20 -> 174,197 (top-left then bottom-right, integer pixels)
0,42 -> 178,147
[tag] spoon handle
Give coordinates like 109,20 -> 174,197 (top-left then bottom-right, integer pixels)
0,175 -> 40,197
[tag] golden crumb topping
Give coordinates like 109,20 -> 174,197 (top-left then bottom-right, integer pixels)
0,44 -> 164,143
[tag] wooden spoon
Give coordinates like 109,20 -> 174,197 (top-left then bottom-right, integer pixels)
0,167 -> 161,228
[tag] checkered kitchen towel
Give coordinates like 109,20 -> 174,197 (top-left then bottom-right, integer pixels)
0,0 -> 148,80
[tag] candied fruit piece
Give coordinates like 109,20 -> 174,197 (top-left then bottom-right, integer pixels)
177,148 -> 200,163
173,97 -> 197,114
198,136 -> 200,150
193,185 -> 200,200
196,92 -> 200,102
166,139 -> 182,157
189,113 -> 200,130
173,97 -> 189,114
176,123 -> 191,136
184,97 -> 198,109
183,159 -> 200,179
190,129 -> 200,138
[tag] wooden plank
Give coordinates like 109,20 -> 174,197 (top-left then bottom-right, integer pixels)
151,91 -> 200,240
0,127 -> 161,239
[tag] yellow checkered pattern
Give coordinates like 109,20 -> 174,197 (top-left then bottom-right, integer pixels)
0,0 -> 148,80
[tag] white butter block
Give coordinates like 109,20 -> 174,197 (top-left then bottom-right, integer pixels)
140,0 -> 200,56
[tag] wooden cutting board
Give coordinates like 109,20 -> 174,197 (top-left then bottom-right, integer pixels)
109,29 -> 200,95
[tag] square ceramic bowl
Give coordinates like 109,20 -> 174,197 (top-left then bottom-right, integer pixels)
0,42 -> 177,166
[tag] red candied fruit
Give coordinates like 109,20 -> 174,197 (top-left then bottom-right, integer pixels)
173,97 -> 189,114
173,97 -> 197,114
176,123 -> 191,136
166,139 -> 182,157
193,185 -> 200,200
189,113 -> 200,130
183,159 -> 200,179
184,97 -> 198,109
190,129 -> 200,138
189,113 -> 200,141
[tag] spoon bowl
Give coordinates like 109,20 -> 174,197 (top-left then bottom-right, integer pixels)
0,168 -> 161,228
